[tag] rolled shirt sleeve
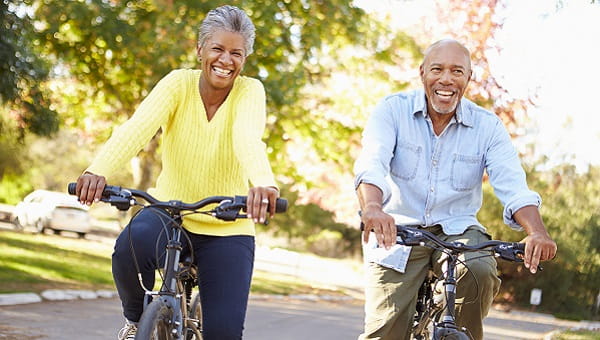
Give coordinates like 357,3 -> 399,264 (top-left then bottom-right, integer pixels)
485,119 -> 541,230
353,98 -> 398,204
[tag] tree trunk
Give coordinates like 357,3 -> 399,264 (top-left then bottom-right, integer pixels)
133,129 -> 162,191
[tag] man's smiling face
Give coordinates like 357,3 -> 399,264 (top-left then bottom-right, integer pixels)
420,41 -> 472,116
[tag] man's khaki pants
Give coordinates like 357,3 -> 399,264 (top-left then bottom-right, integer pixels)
359,226 -> 501,340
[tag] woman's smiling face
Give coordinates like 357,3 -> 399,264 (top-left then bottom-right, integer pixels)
197,29 -> 247,91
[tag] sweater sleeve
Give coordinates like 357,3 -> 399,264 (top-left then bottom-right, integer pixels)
86,70 -> 181,178
231,78 -> 278,188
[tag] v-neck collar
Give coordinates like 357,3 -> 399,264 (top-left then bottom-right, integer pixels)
195,71 -> 233,124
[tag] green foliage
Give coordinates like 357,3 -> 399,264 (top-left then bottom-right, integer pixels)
26,0 -> 368,186
0,173 -> 33,205
261,185 -> 361,258
480,165 -> 600,320
0,0 -> 59,137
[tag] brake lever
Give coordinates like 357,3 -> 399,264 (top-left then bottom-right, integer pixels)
494,244 -> 543,271
495,244 -> 524,263
213,199 -> 245,221
397,228 -> 425,246
102,190 -> 133,211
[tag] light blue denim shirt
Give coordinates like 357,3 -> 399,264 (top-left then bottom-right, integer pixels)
354,89 -> 541,235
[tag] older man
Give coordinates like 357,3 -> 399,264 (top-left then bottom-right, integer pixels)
353,39 -> 557,340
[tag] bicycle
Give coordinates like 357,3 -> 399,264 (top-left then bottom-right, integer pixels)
394,224 -> 544,340
361,223 -> 538,340
67,183 -> 287,340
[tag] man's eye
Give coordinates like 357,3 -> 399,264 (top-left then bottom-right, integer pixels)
454,69 -> 464,75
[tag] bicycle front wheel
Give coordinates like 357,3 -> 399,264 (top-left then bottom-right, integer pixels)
433,328 -> 471,340
135,298 -> 177,340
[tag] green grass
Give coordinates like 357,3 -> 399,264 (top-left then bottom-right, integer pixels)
552,329 -> 600,340
0,230 -> 348,297
0,230 -> 115,293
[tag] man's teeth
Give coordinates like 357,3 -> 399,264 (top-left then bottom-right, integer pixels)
213,67 -> 232,76
435,90 -> 454,96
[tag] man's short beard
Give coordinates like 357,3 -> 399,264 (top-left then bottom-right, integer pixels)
431,101 -> 458,115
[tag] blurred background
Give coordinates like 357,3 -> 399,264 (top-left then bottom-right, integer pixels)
1,0 -> 598,321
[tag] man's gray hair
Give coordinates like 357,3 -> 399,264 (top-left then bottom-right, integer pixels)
198,5 -> 256,56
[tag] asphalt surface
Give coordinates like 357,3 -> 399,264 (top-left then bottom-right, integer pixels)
2,295 -> 598,339
0,296 -> 363,340
1,222 -> 599,339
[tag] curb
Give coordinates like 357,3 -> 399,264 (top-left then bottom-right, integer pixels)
0,289 -> 119,306
0,289 -> 359,307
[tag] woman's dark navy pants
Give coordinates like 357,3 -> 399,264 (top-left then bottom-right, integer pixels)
112,207 -> 255,340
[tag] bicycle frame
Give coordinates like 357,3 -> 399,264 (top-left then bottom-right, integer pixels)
391,224 -> 528,340
412,253 -> 467,340
140,211 -> 194,339
67,182 -> 286,340
431,250 -> 469,339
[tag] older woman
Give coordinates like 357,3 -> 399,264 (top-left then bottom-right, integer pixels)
75,6 -> 278,340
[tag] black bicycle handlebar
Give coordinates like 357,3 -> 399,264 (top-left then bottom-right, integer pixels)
360,222 -> 527,264
394,225 -> 526,263
67,182 -> 288,217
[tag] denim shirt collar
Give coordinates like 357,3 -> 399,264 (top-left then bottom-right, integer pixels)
412,90 -> 474,128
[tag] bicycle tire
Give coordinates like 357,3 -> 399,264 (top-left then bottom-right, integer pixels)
135,298 -> 176,340
439,333 -> 470,340
186,292 -> 203,340
433,328 -> 470,340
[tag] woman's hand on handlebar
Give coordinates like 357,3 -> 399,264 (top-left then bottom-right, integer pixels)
76,172 -> 106,206
247,186 -> 279,224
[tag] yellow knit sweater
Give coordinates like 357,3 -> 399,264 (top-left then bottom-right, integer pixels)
87,69 -> 277,236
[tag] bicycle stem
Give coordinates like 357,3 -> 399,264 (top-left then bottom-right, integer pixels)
441,251 -> 458,325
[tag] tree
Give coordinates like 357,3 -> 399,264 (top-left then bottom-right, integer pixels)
480,163 -> 600,319
27,0 -> 367,189
0,0 -> 58,136
427,0 -> 533,131
0,0 -> 59,181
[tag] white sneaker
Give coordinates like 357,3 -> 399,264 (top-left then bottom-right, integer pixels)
117,319 -> 137,340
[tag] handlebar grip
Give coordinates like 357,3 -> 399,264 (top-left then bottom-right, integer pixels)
275,198 -> 288,213
238,196 -> 288,213
67,182 -> 123,197
67,182 -> 77,195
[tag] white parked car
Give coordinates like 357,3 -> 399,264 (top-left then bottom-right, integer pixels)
12,190 -> 92,238
0,203 -> 15,222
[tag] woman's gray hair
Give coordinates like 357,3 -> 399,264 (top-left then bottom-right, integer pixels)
198,5 -> 256,56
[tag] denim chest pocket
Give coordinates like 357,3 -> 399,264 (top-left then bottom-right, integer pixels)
451,153 -> 483,191
391,141 -> 422,181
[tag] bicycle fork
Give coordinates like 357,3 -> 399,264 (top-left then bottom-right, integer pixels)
140,223 -> 186,338
162,227 -> 186,338
434,251 -> 467,339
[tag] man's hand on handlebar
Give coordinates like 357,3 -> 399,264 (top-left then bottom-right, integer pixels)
521,232 -> 557,274
361,203 -> 396,250
76,172 -> 106,206
247,186 -> 279,224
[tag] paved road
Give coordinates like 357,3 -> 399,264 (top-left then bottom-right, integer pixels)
0,296 -> 586,339
1,223 -> 596,338
0,297 -> 362,340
